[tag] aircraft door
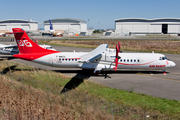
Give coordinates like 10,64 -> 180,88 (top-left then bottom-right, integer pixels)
101,53 -> 107,61
48,58 -> 53,66
48,56 -> 58,66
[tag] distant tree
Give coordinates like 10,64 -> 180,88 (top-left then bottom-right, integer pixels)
93,30 -> 101,33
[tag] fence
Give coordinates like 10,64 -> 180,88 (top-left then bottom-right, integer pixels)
0,71 -> 176,120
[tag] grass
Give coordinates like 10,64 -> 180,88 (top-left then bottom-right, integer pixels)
1,60 -> 180,119
78,81 -> 180,115
38,39 -> 180,54
0,75 -> 81,119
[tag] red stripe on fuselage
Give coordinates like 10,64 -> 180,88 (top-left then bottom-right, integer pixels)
13,51 -> 60,61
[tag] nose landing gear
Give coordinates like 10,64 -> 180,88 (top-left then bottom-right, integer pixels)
162,69 -> 166,75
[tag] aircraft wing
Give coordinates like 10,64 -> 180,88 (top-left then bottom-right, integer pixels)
79,44 -> 108,63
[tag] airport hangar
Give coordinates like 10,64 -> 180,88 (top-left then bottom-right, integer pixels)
0,19 -> 38,32
44,18 -> 88,36
115,18 -> 180,36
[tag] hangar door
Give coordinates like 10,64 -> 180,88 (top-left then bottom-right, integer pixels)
162,24 -> 168,34
21,24 -> 30,30
0,25 -> 6,30
70,24 -> 80,32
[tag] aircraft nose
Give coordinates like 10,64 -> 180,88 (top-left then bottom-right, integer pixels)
169,61 -> 176,67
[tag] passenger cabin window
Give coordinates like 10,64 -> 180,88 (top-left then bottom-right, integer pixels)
134,60 -> 136,62
120,59 -> 122,62
137,59 -> 140,62
131,59 -> 132,62
127,59 -> 129,62
124,59 -> 126,62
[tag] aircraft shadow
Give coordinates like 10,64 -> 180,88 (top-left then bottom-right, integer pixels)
1,65 -> 17,74
1,65 -> 41,75
60,69 -> 92,93
58,69 -> 165,93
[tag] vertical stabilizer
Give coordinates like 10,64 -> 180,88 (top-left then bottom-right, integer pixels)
12,28 -> 57,54
49,19 -> 53,30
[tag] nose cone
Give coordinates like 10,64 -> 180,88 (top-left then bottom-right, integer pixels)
169,61 -> 176,67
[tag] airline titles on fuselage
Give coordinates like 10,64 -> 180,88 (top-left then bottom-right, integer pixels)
149,65 -> 166,67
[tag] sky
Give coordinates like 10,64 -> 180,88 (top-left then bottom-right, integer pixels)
1,0 -> 180,29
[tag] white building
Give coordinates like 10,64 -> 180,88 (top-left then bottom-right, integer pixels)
115,18 -> 180,36
0,19 -> 38,32
44,18 -> 87,35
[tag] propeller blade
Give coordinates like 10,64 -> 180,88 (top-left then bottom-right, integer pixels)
115,58 -> 118,71
114,41 -> 121,71
115,44 -> 119,71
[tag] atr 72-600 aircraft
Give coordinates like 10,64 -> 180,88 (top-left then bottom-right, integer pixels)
12,28 -> 175,74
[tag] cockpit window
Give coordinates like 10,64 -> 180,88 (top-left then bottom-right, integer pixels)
159,56 -> 168,60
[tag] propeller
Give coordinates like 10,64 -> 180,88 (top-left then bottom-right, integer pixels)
118,41 -> 121,52
115,42 -> 121,71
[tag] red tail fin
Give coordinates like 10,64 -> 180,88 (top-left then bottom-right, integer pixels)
12,28 -> 54,54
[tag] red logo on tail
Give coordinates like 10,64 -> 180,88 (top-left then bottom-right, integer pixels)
17,40 -> 32,47
17,40 -> 24,46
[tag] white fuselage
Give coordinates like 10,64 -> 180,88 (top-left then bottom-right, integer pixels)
32,50 -> 175,70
